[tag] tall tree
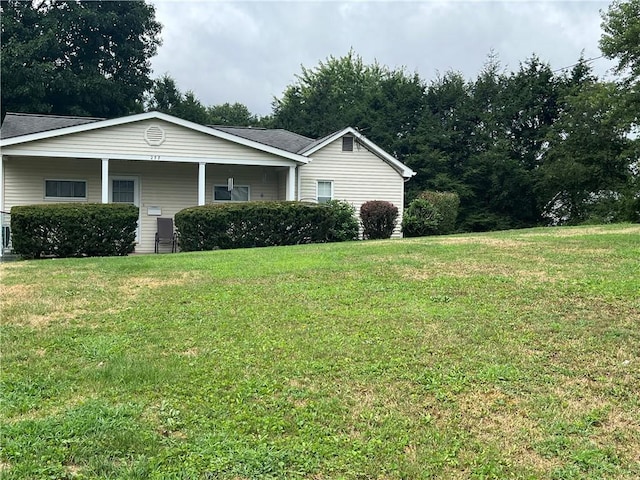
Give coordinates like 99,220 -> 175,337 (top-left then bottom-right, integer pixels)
146,75 -> 260,126
600,0 -> 640,135
207,103 -> 260,126
145,74 -> 182,114
271,50 -> 425,156
600,0 -> 640,87
539,76 -> 636,224
1,0 -> 162,118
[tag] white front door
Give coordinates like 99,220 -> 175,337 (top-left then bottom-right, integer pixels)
109,176 -> 140,242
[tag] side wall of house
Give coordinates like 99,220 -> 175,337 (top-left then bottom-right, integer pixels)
299,138 -> 406,237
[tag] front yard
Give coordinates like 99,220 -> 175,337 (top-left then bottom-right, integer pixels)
1,224 -> 639,479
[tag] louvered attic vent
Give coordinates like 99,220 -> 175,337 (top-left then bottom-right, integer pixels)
144,125 -> 166,146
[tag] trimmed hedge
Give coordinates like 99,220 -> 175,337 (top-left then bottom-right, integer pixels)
175,201 -> 358,251
360,200 -> 399,239
401,198 -> 442,237
11,203 -> 138,259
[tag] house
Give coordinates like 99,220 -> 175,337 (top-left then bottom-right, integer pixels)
0,111 -> 415,255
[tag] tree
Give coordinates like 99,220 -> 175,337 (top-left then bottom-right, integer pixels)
600,0 -> 640,86
600,0 -> 640,131
146,74 -> 260,126
145,74 -> 182,114
272,50 -> 425,157
538,80 -> 634,224
174,91 -> 209,125
207,103 -> 259,126
1,0 -> 162,118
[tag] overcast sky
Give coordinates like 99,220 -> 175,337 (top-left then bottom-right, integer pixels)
149,0 -> 617,117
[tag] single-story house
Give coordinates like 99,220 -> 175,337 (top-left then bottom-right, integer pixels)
0,111 -> 415,255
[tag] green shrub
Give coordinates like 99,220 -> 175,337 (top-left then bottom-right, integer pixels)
360,200 -> 398,239
11,203 -> 138,259
325,200 -> 359,242
417,191 -> 460,234
401,198 -> 442,237
175,201 -> 358,251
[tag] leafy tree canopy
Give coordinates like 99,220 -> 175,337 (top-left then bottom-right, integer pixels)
145,73 -> 261,126
600,0 -> 640,85
1,0 -> 162,119
271,50 -> 425,156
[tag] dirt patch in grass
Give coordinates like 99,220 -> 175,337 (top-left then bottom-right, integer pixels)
65,464 -> 83,476
523,225 -> 640,238
392,261 -> 558,283
438,389 -> 563,474
118,272 -> 203,298
0,283 -> 37,304
2,283 -> 91,328
180,347 -> 200,357
433,237 -> 530,248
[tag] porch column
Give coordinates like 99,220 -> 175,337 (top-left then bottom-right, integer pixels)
198,162 -> 206,206
0,156 -> 4,257
0,155 -> 4,214
101,158 -> 109,203
286,165 -> 296,201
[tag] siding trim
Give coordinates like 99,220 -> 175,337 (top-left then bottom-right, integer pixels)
2,149 -> 299,167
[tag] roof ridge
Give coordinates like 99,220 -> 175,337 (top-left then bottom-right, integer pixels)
209,125 -> 268,131
4,112 -> 106,121
211,125 -> 315,141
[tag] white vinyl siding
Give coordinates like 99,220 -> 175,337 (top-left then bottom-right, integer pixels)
299,138 -> 405,237
3,119 -> 291,164
5,157 -> 103,205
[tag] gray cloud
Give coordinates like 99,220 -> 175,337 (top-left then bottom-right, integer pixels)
150,0 -> 616,116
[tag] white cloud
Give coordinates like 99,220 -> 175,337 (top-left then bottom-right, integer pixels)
150,0 -> 616,116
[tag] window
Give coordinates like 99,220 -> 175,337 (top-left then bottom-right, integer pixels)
112,179 -> 135,203
342,136 -> 354,152
214,185 -> 250,202
317,181 -> 333,204
45,180 -> 86,199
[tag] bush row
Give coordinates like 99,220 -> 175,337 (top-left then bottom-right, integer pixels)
175,200 -> 359,251
11,203 -> 138,258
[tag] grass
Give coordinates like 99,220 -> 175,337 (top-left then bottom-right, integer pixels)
1,224 -> 639,479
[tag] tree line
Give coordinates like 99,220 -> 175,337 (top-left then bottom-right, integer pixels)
2,0 -> 638,230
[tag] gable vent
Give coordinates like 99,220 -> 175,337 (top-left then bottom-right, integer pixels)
144,125 -> 166,146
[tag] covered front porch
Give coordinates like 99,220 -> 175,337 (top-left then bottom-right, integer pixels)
0,154 -> 300,255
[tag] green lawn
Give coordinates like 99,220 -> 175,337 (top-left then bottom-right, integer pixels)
1,224 -> 639,479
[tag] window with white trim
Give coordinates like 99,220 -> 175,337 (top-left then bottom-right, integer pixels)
45,180 -> 87,199
317,180 -> 333,204
214,185 -> 250,202
342,136 -> 354,152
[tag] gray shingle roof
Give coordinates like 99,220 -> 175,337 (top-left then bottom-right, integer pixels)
211,126 -> 315,154
297,128 -> 345,154
1,112 -> 104,139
